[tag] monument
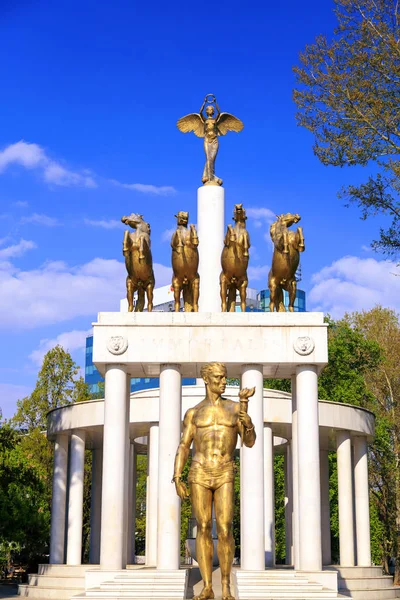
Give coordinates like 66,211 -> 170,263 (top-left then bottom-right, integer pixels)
21,94 -> 394,600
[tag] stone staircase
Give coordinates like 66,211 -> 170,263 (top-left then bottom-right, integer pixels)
18,565 -> 88,599
74,568 -> 188,600
235,569 -> 338,599
327,566 -> 400,600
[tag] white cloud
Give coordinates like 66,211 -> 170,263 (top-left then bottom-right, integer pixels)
248,264 -> 270,281
246,207 -> 276,227
29,329 -> 92,367
13,201 -> 29,208
0,141 -> 97,188
84,218 -> 125,230
0,256 -> 172,329
0,383 -> 32,420
21,213 -> 59,227
309,256 -> 400,317
162,228 -> 175,242
110,179 -> 176,196
0,239 -> 37,259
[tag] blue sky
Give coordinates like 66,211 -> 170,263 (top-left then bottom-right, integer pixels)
1,0 -> 399,418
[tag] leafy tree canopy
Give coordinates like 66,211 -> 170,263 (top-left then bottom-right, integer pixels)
293,0 -> 400,257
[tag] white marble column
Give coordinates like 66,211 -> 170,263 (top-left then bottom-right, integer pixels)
89,447 -> 103,564
291,375 -> 300,569
320,449 -> 331,565
66,430 -> 86,565
157,364 -> 182,569
296,365 -> 322,571
100,365 -> 129,570
197,185 -> 224,312
353,437 -> 371,566
49,434 -> 69,564
264,424 -> 275,567
147,424 -> 159,566
284,444 -> 293,566
337,430 -> 355,566
127,444 -> 137,565
241,364 -> 265,570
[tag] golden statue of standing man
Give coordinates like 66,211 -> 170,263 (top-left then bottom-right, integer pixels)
173,363 -> 256,600
177,94 -> 244,186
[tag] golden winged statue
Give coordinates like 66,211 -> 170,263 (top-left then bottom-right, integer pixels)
177,94 -> 244,186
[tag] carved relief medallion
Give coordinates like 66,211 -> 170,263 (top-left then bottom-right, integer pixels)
294,336 -> 315,356
107,336 -> 128,355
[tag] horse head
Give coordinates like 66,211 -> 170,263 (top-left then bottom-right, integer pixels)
175,211 -> 189,227
233,203 -> 247,223
277,213 -> 301,228
121,213 -> 150,233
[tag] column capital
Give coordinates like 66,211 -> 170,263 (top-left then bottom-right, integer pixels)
241,363 -> 263,372
160,363 -> 181,369
105,363 -> 128,373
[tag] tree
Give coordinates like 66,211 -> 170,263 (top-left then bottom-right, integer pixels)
293,0 -> 400,257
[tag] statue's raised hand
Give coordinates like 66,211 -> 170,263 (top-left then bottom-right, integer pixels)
239,387 -> 255,401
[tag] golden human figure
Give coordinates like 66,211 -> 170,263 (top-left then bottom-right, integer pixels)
177,94 -> 244,186
173,363 -> 256,600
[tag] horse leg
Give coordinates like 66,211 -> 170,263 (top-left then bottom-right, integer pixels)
220,273 -> 228,312
287,279 -> 297,312
136,286 -> 145,312
227,284 -> 236,312
126,276 -> 134,312
269,275 -> 284,312
239,278 -> 248,312
172,276 -> 181,312
192,275 -> 200,312
243,233 -> 249,258
146,281 -> 154,312
139,236 -> 145,262
297,226 -> 305,252
283,229 -> 289,254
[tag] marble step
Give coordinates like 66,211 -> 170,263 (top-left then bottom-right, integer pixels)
339,588 -> 399,600
18,584 -> 84,599
327,565 -> 384,578
338,575 -> 395,590
28,574 -> 86,588
81,588 -> 184,599
38,564 -> 93,577
236,593 -> 337,600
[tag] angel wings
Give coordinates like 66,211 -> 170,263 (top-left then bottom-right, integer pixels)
176,112 -> 244,137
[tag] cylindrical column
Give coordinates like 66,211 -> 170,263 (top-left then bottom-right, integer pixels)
49,434 -> 69,564
353,437 -> 371,566
100,365 -> 129,570
197,185 -> 224,312
157,364 -> 182,569
147,424 -> 159,566
320,449 -> 331,565
240,365 -> 265,570
127,444 -> 137,564
296,365 -> 322,571
284,444 -> 293,565
337,430 -> 355,566
89,447 -> 103,564
66,430 -> 86,565
264,424 -> 275,567
291,375 -> 300,569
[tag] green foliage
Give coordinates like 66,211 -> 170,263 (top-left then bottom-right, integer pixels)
134,455 -> 147,555
293,0 -> 400,257
274,455 -> 286,563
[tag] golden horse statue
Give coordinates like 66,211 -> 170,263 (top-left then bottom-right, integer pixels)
220,204 -> 250,312
121,213 -> 155,312
268,213 -> 305,312
171,211 -> 200,312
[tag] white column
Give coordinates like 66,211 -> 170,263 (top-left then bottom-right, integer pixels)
353,437 -> 371,566
157,364 -> 182,569
241,365 -> 265,570
100,365 -> 129,570
49,434 -> 69,564
147,424 -> 159,566
320,449 -> 331,565
127,444 -> 137,564
89,447 -> 103,564
66,430 -> 86,565
284,444 -> 293,566
264,424 -> 275,567
337,430 -> 355,566
296,365 -> 322,571
291,375 -> 300,569
197,185 -> 224,312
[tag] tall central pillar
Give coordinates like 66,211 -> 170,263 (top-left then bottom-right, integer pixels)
197,185 -> 225,312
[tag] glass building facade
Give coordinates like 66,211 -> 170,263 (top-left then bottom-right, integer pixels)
258,288 -> 306,312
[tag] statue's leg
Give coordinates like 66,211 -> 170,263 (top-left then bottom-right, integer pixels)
190,483 -> 214,600
220,273 -> 228,312
172,276 -> 181,312
192,275 -> 200,312
239,278 -> 248,312
288,279 -> 297,312
268,276 -> 277,312
126,276 -> 134,312
146,281 -> 154,312
214,482 -> 235,600
135,287 -> 145,312
297,226 -> 305,251
276,286 -> 285,312
227,285 -> 236,312
283,230 -> 289,254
